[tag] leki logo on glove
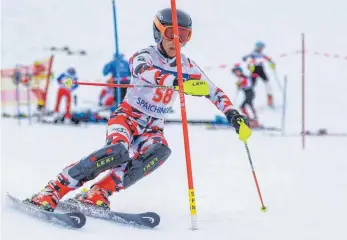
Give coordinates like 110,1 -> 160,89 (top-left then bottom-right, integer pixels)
191,81 -> 205,87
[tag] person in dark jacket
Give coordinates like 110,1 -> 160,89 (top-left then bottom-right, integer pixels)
242,41 -> 275,107
102,53 -> 131,105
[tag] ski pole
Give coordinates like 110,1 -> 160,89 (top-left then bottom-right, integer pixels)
243,142 -> 267,212
74,81 -> 210,96
239,122 -> 268,212
77,81 -> 178,90
233,88 -> 240,105
272,69 -> 283,91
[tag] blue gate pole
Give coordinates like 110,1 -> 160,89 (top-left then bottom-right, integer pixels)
112,0 -> 121,108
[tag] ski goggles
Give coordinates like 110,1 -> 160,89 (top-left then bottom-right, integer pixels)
154,18 -> 192,43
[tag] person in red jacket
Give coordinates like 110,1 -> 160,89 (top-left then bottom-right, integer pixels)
232,64 -> 259,128
98,79 -> 115,107
28,8 -> 250,213
53,67 -> 78,121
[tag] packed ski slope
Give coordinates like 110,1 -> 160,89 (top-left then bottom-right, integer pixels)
2,0 -> 347,239
2,120 -> 347,239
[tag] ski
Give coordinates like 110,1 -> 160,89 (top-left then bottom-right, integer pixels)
57,199 -> 160,229
6,193 -> 86,229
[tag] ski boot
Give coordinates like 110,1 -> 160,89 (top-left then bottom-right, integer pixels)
75,171 -> 122,209
30,179 -> 73,212
75,185 -> 111,209
249,118 -> 260,128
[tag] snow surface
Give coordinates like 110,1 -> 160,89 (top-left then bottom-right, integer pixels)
1,0 -> 347,239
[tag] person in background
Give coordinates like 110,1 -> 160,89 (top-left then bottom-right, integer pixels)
53,67 -> 78,123
31,61 -> 48,110
102,53 -> 131,106
98,79 -> 116,108
242,41 -> 275,107
232,64 -> 259,128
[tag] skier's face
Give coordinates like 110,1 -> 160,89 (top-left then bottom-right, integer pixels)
235,70 -> 242,76
256,46 -> 264,53
162,38 -> 181,58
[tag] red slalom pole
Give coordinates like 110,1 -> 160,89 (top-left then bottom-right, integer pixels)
43,55 -> 54,109
170,0 -> 198,230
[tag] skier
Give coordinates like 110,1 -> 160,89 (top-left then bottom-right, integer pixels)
103,53 -> 131,105
29,8 -> 251,212
231,64 -> 259,128
53,67 -> 78,122
98,79 -> 116,107
242,41 -> 276,107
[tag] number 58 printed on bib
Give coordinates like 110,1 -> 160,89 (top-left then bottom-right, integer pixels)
152,88 -> 174,104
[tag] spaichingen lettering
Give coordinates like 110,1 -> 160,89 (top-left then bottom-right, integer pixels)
136,98 -> 172,114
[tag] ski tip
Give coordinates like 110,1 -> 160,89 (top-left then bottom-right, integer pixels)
140,212 -> 160,228
5,192 -> 17,202
64,212 -> 87,229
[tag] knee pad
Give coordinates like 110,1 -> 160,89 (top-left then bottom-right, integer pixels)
123,143 -> 171,189
63,143 -> 130,187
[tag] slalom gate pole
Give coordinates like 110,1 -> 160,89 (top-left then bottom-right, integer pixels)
273,69 -> 283,91
301,33 -> 306,149
26,72 -> 32,125
43,55 -> 54,110
233,88 -> 240,105
170,0 -> 198,230
15,81 -> 20,125
111,0 -> 122,107
281,75 -> 288,136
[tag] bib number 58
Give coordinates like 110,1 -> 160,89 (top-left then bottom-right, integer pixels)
152,88 -> 174,105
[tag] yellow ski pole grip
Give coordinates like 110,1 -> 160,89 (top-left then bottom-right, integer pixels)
176,80 -> 210,96
238,122 -> 252,142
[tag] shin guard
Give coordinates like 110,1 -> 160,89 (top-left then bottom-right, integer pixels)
123,143 -> 171,189
61,143 -> 130,188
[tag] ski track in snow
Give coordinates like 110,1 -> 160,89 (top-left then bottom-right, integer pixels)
2,0 -> 347,239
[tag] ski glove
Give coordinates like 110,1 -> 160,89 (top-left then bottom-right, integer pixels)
62,77 -> 73,88
225,109 -> 250,134
269,62 -> 275,70
249,65 -> 255,72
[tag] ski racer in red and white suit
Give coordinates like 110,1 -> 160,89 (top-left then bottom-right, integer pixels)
29,8 -> 250,211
